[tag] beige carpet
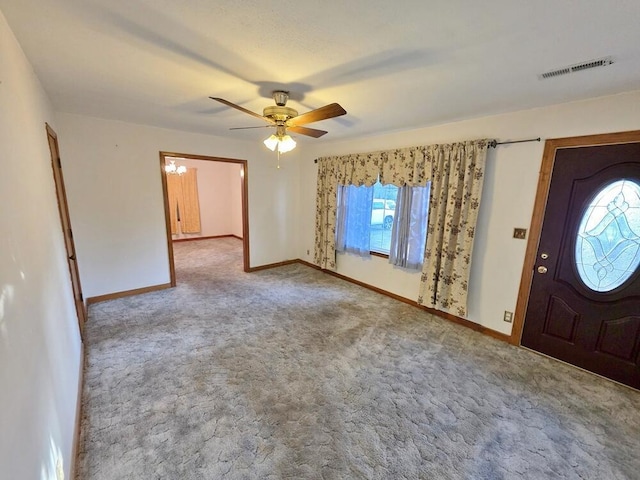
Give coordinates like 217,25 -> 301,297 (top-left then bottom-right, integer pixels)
76,237 -> 640,479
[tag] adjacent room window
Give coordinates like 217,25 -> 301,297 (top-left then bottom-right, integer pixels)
336,181 -> 429,268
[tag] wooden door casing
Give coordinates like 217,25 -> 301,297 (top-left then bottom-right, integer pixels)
511,131 -> 640,390
521,142 -> 640,388
46,124 -> 86,336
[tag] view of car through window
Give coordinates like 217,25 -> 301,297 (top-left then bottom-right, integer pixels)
370,182 -> 398,254
371,199 -> 396,229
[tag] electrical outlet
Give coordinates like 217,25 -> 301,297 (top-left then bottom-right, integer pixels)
513,228 -> 527,239
503,311 -> 513,323
306,249 -> 310,256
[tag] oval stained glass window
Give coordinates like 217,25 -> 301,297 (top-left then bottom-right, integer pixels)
575,179 -> 640,292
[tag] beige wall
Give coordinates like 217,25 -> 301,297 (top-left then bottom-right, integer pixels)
299,91 -> 640,335
56,113 -> 300,298
0,10 -> 82,480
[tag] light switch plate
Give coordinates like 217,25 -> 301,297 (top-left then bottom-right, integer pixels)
513,228 -> 527,239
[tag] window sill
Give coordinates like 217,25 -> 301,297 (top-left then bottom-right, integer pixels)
370,251 -> 389,259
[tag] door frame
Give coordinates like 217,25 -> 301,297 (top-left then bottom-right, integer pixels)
510,129 -> 640,346
46,123 -> 86,336
159,151 -> 250,286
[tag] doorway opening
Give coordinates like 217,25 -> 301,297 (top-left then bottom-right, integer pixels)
159,151 -> 250,286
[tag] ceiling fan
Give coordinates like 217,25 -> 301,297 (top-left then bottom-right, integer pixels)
209,91 -> 347,152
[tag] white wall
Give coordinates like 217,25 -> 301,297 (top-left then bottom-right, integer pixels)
56,113 -> 299,298
0,10 -> 82,480
168,158 -> 243,240
299,91 -> 640,335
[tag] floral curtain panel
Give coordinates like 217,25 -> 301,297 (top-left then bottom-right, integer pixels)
314,153 -> 381,269
315,139 -> 489,316
314,159 -> 340,269
416,141 -> 488,317
380,146 -> 429,186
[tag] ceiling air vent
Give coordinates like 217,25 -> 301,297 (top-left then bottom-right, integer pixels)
538,56 -> 614,80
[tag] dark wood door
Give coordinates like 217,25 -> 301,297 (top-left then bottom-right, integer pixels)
521,142 -> 640,389
46,124 -> 86,336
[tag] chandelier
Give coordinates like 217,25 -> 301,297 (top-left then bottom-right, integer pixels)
165,160 -> 186,175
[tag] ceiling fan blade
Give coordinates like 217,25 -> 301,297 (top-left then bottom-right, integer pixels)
287,103 -> 346,127
230,125 -> 275,130
288,125 -> 328,138
209,97 -> 274,124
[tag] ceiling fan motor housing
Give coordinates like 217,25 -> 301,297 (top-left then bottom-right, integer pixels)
263,106 -> 298,122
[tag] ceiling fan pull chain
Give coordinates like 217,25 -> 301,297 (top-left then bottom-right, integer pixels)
277,149 -> 281,169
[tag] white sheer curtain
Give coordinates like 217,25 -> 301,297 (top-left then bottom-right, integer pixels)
335,184 -> 374,257
314,155 -> 380,270
389,183 -> 430,269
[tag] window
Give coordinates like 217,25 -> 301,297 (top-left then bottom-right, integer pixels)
370,183 -> 399,254
336,181 -> 430,269
575,179 -> 640,292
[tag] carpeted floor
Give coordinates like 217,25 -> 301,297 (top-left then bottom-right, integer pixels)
76,237 -> 640,479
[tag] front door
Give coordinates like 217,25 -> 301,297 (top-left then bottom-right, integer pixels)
46,124 -> 86,336
521,139 -> 640,389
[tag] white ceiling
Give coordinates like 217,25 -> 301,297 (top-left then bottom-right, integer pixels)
3,0 -> 640,144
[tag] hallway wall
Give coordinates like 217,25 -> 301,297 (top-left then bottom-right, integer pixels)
0,10 -> 82,480
56,113 -> 300,298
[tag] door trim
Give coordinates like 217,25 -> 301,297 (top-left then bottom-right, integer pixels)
510,129 -> 640,345
46,123 -> 86,336
159,151 -> 250,286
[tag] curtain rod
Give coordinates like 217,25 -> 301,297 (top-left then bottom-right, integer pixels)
488,137 -> 541,148
313,137 -> 542,162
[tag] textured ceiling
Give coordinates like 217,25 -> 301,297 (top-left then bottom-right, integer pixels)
2,0 -> 640,143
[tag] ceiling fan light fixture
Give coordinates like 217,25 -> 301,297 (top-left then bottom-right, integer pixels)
264,134 -> 279,151
263,133 -> 296,153
211,91 -> 346,157
278,135 -> 296,153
